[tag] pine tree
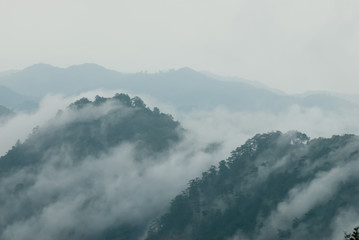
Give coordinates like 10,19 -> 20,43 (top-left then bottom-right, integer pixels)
344,226 -> 359,240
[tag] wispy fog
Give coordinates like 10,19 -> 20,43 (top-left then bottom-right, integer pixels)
1,90 -> 359,239
3,89 -> 359,158
0,89 -> 125,157
0,140 -> 224,239
258,159 -> 359,240
0,90 -> 224,239
224,133 -> 359,240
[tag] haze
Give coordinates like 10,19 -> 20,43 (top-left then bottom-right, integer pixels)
1,0 -> 359,94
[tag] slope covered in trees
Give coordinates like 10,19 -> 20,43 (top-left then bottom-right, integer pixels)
2,93 -> 359,239
0,93 -> 181,174
0,94 -> 183,240
147,132 -> 359,240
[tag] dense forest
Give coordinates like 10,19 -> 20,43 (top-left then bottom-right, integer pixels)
1,94 -> 359,239
147,132 -> 359,240
0,93 -> 182,174
2,0 -> 359,239
0,94 -> 183,240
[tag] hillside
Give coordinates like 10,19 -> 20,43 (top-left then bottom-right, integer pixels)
2,97 -> 359,240
0,85 -> 37,111
147,132 -> 359,240
0,94 -> 183,240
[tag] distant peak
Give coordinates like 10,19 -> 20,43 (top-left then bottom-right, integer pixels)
161,67 -> 203,77
22,63 -> 60,72
66,63 -> 108,71
22,63 -> 112,73
176,67 -> 197,73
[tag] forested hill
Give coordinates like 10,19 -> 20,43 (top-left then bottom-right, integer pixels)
1,93 -> 181,173
147,131 -> 359,240
2,93 -> 359,239
0,94 -> 183,240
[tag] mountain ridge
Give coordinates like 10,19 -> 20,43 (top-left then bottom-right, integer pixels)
0,85 -> 38,111
1,92 -> 358,239
146,131 -> 359,240
0,63 -> 357,113
0,93 -> 184,240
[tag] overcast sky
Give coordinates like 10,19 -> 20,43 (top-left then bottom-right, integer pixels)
1,0 -> 358,94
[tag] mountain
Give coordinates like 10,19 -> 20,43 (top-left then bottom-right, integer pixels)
0,69 -> 18,78
202,71 -> 287,95
146,131 -> 359,240
0,64 -> 357,113
0,63 -> 121,100
0,94 -> 183,240
0,93 -> 182,173
0,85 -> 38,111
301,91 -> 359,109
335,93 -> 359,107
0,105 -> 13,119
2,93 -> 359,240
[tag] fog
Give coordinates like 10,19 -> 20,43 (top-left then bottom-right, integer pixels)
225,133 -> 359,240
2,1 -> 359,94
258,159 -> 359,239
1,90 -> 359,239
0,89 -> 126,157
0,91 -> 226,239
3,89 -> 359,158
1,142 -> 223,239
2,0 -> 359,238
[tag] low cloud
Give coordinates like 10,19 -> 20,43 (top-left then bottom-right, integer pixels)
0,134 -> 224,240
0,92 -> 224,240
0,89 -> 128,157
258,160 -> 359,239
175,105 -> 359,157
331,207 -> 359,240
2,90 -> 359,239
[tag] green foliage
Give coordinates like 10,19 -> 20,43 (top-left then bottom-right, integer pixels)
69,97 -> 91,109
345,226 -> 359,240
277,229 -> 292,239
0,93 -> 184,240
146,132 -> 359,240
102,223 -> 145,240
0,93 -> 182,173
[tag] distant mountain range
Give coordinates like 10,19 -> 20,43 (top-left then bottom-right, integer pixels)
0,63 -> 357,113
0,85 -> 37,111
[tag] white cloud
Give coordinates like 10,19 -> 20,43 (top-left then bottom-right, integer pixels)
0,119 -> 223,240
2,90 -> 359,239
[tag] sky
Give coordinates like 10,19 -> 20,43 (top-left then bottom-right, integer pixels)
1,0 -> 359,94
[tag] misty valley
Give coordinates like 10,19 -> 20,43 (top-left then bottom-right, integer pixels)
1,65 -> 359,240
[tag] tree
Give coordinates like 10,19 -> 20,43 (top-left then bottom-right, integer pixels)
344,226 -> 359,240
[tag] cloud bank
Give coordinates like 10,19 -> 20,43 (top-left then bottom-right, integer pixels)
2,90 -> 359,239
